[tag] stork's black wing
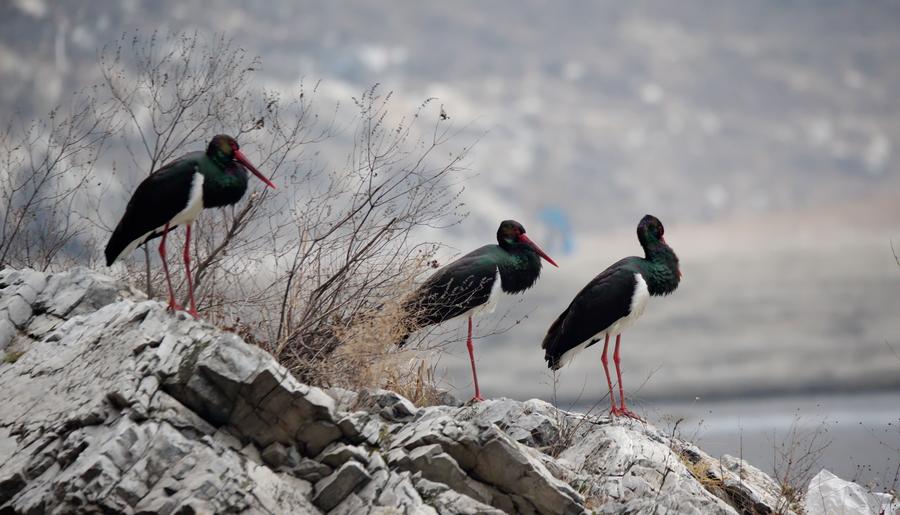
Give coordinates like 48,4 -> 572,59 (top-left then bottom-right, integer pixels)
398,245 -> 501,346
104,156 -> 198,265
542,260 -> 638,369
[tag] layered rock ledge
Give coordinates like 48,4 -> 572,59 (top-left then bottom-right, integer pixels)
1,268 -> 800,514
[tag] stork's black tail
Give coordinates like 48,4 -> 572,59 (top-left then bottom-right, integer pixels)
104,228 -> 130,266
541,305 -> 571,370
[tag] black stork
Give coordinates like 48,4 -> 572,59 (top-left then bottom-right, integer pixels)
399,220 -> 558,401
104,135 -> 275,317
541,215 -> 680,420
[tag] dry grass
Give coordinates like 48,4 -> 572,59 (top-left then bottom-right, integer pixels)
540,364 -> 603,458
2,350 -> 26,364
770,415 -> 830,513
677,452 -> 730,503
280,277 -> 447,406
676,449 -> 779,515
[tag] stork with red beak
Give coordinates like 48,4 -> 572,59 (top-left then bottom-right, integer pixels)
398,220 -> 558,401
105,135 -> 275,317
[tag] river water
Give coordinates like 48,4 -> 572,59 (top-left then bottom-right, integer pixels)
574,391 -> 900,492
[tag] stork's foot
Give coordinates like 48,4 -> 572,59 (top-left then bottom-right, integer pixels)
165,300 -> 201,319
611,406 -> 644,422
469,394 -> 486,403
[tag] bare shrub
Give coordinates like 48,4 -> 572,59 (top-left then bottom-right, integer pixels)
0,96 -> 113,270
96,31 -> 473,393
770,414 -> 831,513
544,371 -> 611,458
269,86 -> 472,388
3,30 -> 474,398
314,283 -> 446,406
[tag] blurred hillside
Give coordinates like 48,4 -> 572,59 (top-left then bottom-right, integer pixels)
2,0 -> 899,403
4,1 -> 900,225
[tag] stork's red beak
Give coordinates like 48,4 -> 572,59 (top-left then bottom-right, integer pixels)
519,234 -> 558,267
235,149 -> 276,189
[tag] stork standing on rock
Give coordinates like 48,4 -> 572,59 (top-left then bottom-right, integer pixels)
542,215 -> 680,420
398,220 -> 558,401
105,135 -> 275,317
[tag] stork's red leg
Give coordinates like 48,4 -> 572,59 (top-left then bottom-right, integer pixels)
613,334 -> 643,421
158,223 -> 181,312
466,316 -> 484,402
182,223 -> 199,318
600,334 -> 617,415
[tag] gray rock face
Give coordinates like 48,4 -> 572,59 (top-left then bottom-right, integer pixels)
0,268 -> 800,514
357,388 -> 420,421
313,461 -> 372,511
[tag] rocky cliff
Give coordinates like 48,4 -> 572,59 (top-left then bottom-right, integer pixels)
0,268 -> 797,514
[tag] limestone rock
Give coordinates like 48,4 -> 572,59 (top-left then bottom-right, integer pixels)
454,397 -> 563,448
719,454 -> 788,513
337,411 -> 383,445
414,476 -> 505,515
0,269 -> 325,513
313,460 -> 372,511
357,388 -> 419,422
406,443 -> 491,503
391,414 -> 584,514
325,386 -> 360,412
316,442 -> 370,468
805,469 -> 900,515
0,268 -> 818,514
293,457 -> 333,483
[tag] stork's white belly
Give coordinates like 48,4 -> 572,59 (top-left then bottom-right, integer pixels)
167,172 -> 205,228
606,273 -> 650,336
117,172 -> 205,261
557,273 -> 650,368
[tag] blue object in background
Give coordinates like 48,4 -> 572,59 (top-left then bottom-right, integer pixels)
538,206 -> 574,255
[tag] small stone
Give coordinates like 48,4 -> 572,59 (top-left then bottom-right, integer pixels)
241,443 -> 263,464
413,477 -> 504,515
386,448 -> 411,469
408,444 -> 491,505
367,451 -> 387,473
292,457 -> 332,483
315,443 -> 370,468
436,390 -> 464,407
261,442 -> 291,468
324,387 -> 359,412
295,385 -> 338,420
328,492 -> 367,515
376,472 -> 435,513
313,461 -> 372,511
5,296 -> 32,328
338,412 -> 383,445
349,468 -> 389,506
297,420 -> 343,456
359,389 -> 419,421
15,270 -> 47,302
211,429 -> 243,452
0,319 -> 15,351
23,314 -> 60,340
